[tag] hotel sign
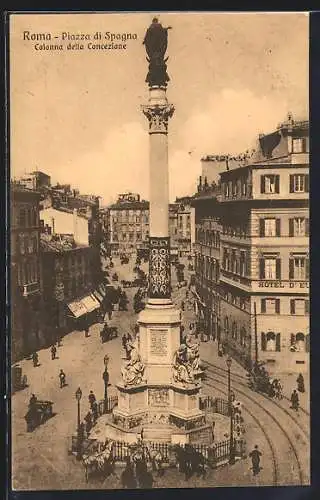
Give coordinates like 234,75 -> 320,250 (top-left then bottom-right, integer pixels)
258,280 -> 309,289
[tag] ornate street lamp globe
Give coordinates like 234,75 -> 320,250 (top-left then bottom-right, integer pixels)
75,387 -> 82,401
226,357 -> 232,369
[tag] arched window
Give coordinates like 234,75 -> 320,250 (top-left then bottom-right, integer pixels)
224,317 -> 229,335
232,321 -> 238,340
261,332 -> 281,352
240,327 -> 246,347
296,332 -> 305,352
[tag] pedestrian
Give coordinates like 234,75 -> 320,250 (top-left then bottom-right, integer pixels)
103,368 -> 109,404
32,352 -> 39,367
29,393 -> 37,407
91,401 -> 99,424
297,373 -> 305,393
249,445 -> 262,476
88,390 -> 96,409
291,389 -> 299,411
122,333 -> 127,349
84,325 -> 90,337
181,301 -> 185,311
84,411 -> 92,434
127,332 -> 132,343
59,369 -> 66,388
51,344 -> 57,360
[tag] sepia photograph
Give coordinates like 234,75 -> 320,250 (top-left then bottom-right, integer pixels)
9,11 -> 309,490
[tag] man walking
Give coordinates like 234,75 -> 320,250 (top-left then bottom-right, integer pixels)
88,390 -> 96,409
51,344 -> 57,360
249,445 -> 262,476
59,369 -> 66,388
291,389 -> 299,411
32,352 -> 39,367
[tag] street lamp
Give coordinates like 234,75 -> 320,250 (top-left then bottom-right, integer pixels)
226,357 -> 235,465
75,387 -> 82,460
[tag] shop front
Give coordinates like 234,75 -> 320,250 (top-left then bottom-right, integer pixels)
67,293 -> 101,329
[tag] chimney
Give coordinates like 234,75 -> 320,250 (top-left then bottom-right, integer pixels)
73,208 -> 78,244
51,217 -> 55,235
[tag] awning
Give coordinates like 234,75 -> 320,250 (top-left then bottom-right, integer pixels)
81,294 -> 100,313
67,300 -> 88,318
67,294 -> 100,318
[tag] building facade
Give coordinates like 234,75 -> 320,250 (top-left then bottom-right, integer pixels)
40,233 -> 101,342
194,115 -> 309,374
108,193 -> 150,254
11,183 -> 43,361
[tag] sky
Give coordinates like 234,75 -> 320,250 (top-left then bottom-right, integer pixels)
10,12 -> 309,205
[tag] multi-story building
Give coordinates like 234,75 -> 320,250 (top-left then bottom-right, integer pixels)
11,183 -> 43,361
193,115 -> 309,374
173,196 -> 196,257
40,232 -> 101,342
19,170 -> 51,191
108,193 -> 150,254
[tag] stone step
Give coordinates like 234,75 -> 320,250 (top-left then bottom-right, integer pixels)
142,425 -> 176,443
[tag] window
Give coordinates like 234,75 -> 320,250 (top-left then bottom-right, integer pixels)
261,298 -> 280,314
289,174 -> 309,193
292,138 -> 306,153
289,217 -> 309,237
224,317 -> 229,335
240,327 -> 246,347
261,175 -> 280,194
122,233 -> 127,241
261,332 -> 281,352
290,332 -> 307,352
260,257 -> 281,280
232,322 -> 237,340
290,299 -> 308,315
289,256 -> 309,280
260,218 -> 281,237
19,208 -> 26,227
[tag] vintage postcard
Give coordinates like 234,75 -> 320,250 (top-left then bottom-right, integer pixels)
9,11 -> 309,490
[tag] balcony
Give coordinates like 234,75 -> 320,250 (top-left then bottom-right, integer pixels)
220,269 -> 251,292
22,282 -> 40,297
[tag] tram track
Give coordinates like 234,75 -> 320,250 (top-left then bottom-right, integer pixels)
203,360 -> 310,418
203,371 -> 308,485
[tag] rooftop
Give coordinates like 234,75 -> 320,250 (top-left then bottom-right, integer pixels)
40,233 -> 88,253
108,200 -> 149,210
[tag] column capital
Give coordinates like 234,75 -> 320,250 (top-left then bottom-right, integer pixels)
141,103 -> 175,134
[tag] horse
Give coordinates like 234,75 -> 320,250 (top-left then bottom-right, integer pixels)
145,446 -> 165,476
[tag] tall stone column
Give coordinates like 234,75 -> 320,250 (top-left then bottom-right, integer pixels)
107,20 -> 210,445
142,88 -> 174,305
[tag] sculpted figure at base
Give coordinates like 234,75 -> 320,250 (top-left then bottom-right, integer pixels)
121,342 -> 145,386
172,344 -> 195,384
185,337 -> 201,372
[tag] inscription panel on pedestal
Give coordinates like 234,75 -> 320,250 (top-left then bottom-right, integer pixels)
150,329 -> 168,357
148,388 -> 169,406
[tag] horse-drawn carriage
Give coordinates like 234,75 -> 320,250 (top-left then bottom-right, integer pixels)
12,365 -> 28,392
247,362 -> 283,399
25,399 -> 54,432
100,323 -> 118,343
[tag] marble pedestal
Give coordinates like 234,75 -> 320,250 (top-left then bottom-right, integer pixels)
105,303 -> 212,445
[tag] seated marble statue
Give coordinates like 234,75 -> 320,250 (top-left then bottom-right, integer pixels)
121,342 -> 145,386
172,344 -> 195,384
185,338 -> 201,372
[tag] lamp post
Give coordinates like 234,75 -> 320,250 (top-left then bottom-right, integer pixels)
226,357 -> 235,465
75,387 -> 82,459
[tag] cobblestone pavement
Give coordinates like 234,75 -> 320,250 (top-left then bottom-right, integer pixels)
11,256 -> 310,490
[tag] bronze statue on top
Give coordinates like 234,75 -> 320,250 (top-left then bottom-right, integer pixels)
143,18 -> 172,88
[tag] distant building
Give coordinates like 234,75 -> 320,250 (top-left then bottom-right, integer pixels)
193,115 -> 309,374
40,207 -> 90,246
11,183 -> 43,360
107,192 -> 195,257
108,193 -> 150,254
19,171 -> 51,191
